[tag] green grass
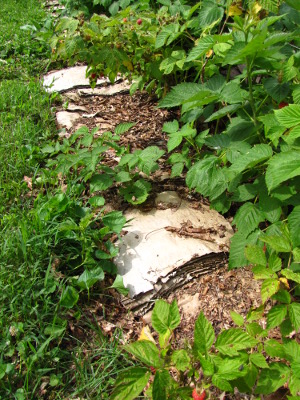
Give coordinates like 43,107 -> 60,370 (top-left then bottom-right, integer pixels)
0,1 -> 133,398
0,0 -> 52,80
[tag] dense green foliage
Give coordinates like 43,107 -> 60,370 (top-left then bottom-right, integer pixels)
0,1 -> 133,398
1,0 -> 300,398
51,0 -> 300,397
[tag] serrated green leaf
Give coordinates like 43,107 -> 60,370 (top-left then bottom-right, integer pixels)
186,156 -> 227,200
171,162 -> 184,177
220,81 -> 248,104
159,83 -> 202,108
171,350 -> 191,372
114,122 -> 136,135
288,206 -> 300,248
162,120 -> 179,134
153,370 -> 170,400
125,341 -> 161,368
151,300 -> 180,335
272,289 -> 291,304
205,104 -> 241,122
274,104 -> 300,128
229,144 -> 272,175
198,353 -> 214,376
111,367 -> 150,400
212,375 -> 233,392
252,265 -> 277,280
60,286 -> 79,308
245,245 -> 267,266
293,85 -> 300,104
281,269 -> 300,285
233,203 -> 264,237
90,173 -> 114,192
215,328 -> 258,356
255,362 -> 290,394
266,150 -> 300,191
250,353 -> 269,369
186,36 -> 214,62
216,357 -> 247,380
120,179 -> 151,205
267,305 -> 288,329
194,312 -> 215,354
289,303 -> 300,330
230,311 -> 244,327
264,339 -> 286,358
229,231 -> 259,269
264,78 -> 290,103
261,279 -> 280,304
102,211 -> 126,233
167,134 -> 183,152
260,233 -> 291,253
88,196 -> 105,207
198,2 -> 224,28
231,184 -> 258,202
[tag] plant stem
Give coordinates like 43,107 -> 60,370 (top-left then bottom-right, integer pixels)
246,56 -> 258,126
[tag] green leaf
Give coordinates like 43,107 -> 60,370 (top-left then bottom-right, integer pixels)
272,289 -> 291,304
88,196 -> 105,207
115,122 -> 136,135
264,78 -> 290,103
255,362 -> 290,394
267,305 -> 288,329
281,269 -> 300,285
288,206 -> 300,247
153,370 -> 170,400
90,173 -> 114,192
186,156 -> 227,200
261,279 -> 280,304
264,339 -> 286,358
228,144 -> 272,175
233,203 -> 265,237
167,134 -> 183,152
77,267 -> 104,290
110,274 -> 129,296
186,36 -> 214,62
124,341 -> 161,368
215,329 -> 258,356
171,350 -> 191,372
194,312 -> 215,354
220,81 -> 248,104
245,245 -> 267,266
198,353 -> 214,376
151,300 -> 181,335
216,357 -> 247,380
289,303 -> 300,330
266,150 -> 300,191
230,311 -> 244,327
268,253 -> 282,272
120,179 -> 152,205
159,83 -> 202,108
250,353 -> 269,369
231,184 -> 258,202
212,375 -> 233,392
274,104 -> 300,128
198,2 -> 224,28
229,230 -> 260,269
162,120 -> 179,134
260,233 -> 291,253
102,211 -> 126,233
252,265 -> 277,280
60,286 -> 79,308
205,104 -> 241,122
111,367 -> 150,400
